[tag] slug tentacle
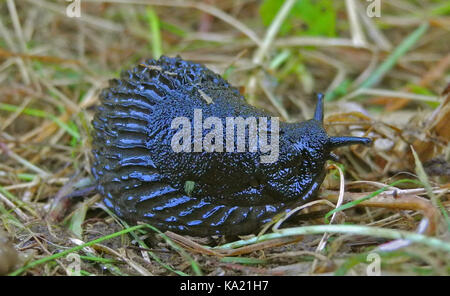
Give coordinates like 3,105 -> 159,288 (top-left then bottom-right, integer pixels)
313,93 -> 324,123
329,136 -> 372,149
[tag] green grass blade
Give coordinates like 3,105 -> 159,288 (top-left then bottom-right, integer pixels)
358,22 -> 429,89
0,103 -> 80,141
221,257 -> 268,265
146,7 -> 163,59
214,224 -> 450,253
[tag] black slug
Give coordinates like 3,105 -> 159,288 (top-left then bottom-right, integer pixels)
91,56 -> 371,236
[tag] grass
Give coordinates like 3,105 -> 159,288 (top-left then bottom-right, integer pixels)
0,0 -> 449,276
323,179 -> 424,223
357,22 -> 430,89
146,7 -> 163,59
214,224 -> 450,253
8,224 -> 150,276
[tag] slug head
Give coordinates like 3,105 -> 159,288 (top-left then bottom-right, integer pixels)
267,93 -> 371,201
286,92 -> 372,163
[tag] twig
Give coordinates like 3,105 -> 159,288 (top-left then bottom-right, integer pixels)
0,191 -> 29,221
0,142 -> 51,178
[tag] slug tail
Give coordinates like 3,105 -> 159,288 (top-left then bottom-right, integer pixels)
329,136 -> 372,149
313,93 -> 324,123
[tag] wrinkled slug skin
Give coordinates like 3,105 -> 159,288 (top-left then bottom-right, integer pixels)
91,56 -> 370,236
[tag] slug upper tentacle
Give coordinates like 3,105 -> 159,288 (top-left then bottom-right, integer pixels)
91,56 -> 371,236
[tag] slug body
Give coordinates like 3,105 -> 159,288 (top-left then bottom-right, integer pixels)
92,56 -> 370,236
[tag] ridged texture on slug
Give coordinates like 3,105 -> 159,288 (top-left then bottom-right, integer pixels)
92,56 -> 367,236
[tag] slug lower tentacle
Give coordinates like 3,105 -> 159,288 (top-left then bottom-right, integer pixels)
91,56 -> 371,236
